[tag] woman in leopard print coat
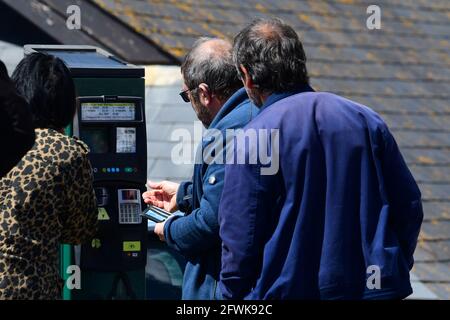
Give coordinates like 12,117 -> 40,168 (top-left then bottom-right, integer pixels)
0,53 -> 98,299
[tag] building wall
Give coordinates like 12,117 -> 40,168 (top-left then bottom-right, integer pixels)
144,65 -> 198,184
0,40 -> 23,75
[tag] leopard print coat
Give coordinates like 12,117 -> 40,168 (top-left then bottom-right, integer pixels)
0,128 -> 98,300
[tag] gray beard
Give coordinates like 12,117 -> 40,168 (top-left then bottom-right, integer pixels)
196,103 -> 213,128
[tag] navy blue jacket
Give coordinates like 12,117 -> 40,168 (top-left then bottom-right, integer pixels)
164,88 -> 258,299
219,85 -> 423,300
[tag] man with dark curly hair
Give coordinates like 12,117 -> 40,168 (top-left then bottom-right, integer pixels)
219,18 -> 423,300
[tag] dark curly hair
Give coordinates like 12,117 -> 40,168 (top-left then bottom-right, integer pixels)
233,18 -> 309,94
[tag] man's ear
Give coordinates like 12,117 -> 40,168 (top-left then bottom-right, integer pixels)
198,83 -> 211,106
239,65 -> 254,89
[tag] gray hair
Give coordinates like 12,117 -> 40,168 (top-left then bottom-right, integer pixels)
181,37 -> 242,101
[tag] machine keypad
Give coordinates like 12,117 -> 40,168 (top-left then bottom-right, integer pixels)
119,204 -> 142,224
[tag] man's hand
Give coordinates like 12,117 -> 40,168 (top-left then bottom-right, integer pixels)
154,221 -> 166,241
143,180 -> 179,213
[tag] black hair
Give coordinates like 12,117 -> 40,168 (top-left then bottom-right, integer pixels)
12,52 -> 76,129
0,60 -> 9,82
233,18 -> 309,94
0,60 -> 35,177
181,37 -> 242,102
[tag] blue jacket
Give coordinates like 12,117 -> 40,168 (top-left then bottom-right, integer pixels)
164,88 -> 258,299
219,85 -> 423,300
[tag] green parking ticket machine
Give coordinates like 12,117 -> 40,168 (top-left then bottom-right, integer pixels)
25,45 -> 148,300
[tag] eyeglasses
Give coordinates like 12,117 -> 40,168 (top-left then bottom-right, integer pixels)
179,87 -> 197,103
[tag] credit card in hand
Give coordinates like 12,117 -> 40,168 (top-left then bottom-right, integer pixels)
141,205 -> 171,223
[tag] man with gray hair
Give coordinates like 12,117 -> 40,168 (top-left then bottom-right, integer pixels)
142,37 -> 257,299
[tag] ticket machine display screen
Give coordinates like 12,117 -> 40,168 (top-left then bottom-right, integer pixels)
81,102 -> 135,121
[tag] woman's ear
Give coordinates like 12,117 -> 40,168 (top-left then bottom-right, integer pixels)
197,83 -> 211,106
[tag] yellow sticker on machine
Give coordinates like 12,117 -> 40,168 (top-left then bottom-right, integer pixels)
98,207 -> 110,220
91,238 -> 101,249
123,241 -> 141,252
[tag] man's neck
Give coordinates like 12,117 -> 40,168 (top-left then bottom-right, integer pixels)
258,92 -> 271,106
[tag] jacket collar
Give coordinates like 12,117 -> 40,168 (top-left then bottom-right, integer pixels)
208,87 -> 248,129
259,84 -> 315,113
